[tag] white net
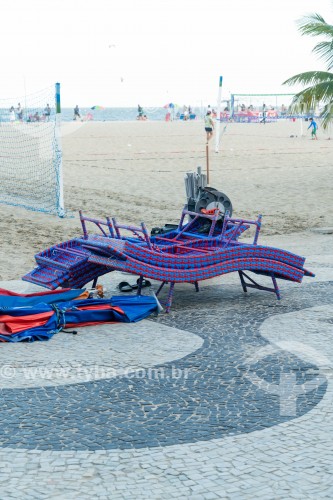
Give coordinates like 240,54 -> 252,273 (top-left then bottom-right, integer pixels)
228,94 -> 295,123
0,84 -> 63,215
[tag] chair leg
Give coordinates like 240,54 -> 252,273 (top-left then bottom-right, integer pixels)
156,281 -> 166,296
271,274 -> 281,300
238,270 -> 281,300
92,277 -> 98,288
194,281 -> 199,292
137,275 -> 144,295
165,282 -> 175,313
238,271 -> 247,293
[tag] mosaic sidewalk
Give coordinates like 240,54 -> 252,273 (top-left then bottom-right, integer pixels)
0,245 -> 332,499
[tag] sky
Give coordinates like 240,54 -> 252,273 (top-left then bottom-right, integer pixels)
0,0 -> 332,107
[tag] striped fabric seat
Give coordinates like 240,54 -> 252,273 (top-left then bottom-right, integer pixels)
22,210 -> 314,310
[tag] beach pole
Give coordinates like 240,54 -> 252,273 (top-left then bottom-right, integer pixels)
55,82 -> 65,217
215,76 -> 223,153
206,143 -> 210,185
300,116 -> 303,137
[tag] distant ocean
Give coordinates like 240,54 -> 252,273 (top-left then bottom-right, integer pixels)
62,107 -> 203,122
0,107 -> 203,122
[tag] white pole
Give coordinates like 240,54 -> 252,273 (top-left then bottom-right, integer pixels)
300,116 -> 303,137
55,82 -> 65,217
215,76 -> 223,153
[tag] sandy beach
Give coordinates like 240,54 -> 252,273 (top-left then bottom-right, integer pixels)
0,118 -> 332,281
1,118 -> 333,500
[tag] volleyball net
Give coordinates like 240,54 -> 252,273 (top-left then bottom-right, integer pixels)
224,93 -> 296,123
0,83 -> 64,216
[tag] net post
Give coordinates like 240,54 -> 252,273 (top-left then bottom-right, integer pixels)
55,82 -> 65,217
230,94 -> 234,120
215,76 -> 223,153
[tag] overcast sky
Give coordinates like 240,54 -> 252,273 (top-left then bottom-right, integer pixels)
1,0 -> 332,107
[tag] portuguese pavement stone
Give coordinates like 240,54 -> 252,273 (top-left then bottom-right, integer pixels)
0,241 -> 332,498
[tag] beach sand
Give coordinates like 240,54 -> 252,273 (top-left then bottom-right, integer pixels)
0,119 -> 332,281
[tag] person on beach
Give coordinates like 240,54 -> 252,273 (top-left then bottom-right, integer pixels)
73,105 -> 81,120
204,110 -> 214,143
260,103 -> 267,124
9,106 -> 16,122
44,104 -> 51,121
167,104 -> 174,121
137,105 -> 144,120
17,103 -> 23,121
307,117 -> 318,140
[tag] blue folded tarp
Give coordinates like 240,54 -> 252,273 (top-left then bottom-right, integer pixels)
0,287 -> 84,308
0,294 -> 158,342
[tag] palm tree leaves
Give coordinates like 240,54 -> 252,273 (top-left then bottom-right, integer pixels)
296,13 -> 331,37
284,71 -> 333,87
296,14 -> 333,69
284,72 -> 333,128
313,41 -> 333,71
319,101 -> 333,128
283,11 -> 333,128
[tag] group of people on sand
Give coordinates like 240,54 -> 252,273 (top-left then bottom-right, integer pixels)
9,103 -> 24,122
204,106 -> 318,143
21,100 -> 318,141
73,105 -> 94,122
9,103 -> 51,123
73,104 -> 149,122
182,105 -> 192,121
27,104 -> 51,122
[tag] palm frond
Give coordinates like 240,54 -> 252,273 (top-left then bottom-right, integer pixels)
313,41 -> 333,69
297,13 -> 333,38
290,89 -> 318,112
319,101 -> 333,128
294,82 -> 333,104
288,82 -> 333,128
283,71 -> 333,87
284,9 -> 333,129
